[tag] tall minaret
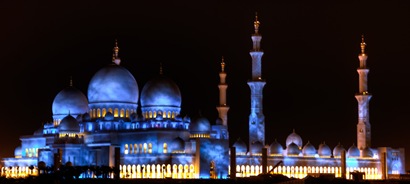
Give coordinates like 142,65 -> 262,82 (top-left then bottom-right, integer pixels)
355,35 -> 372,150
248,13 -> 266,147
216,57 -> 230,127
112,39 -> 121,65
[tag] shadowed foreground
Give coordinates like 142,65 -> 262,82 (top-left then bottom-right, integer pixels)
2,176 -> 410,184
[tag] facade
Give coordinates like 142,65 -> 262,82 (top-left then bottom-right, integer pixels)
1,16 -> 405,180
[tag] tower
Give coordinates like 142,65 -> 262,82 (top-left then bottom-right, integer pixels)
355,35 -> 372,150
216,57 -> 230,127
247,13 -> 266,147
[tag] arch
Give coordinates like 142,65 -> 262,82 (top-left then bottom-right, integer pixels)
97,108 -> 101,117
149,111 -> 152,118
108,108 -> 113,113
143,143 -> 147,153
172,112 -> 175,118
120,109 -> 124,117
92,109 -> 96,118
163,111 -> 166,118
125,144 -> 129,154
134,144 -> 138,154
163,143 -> 168,154
114,108 -> 119,117
153,111 -> 157,118
102,108 -> 106,117
126,109 -> 130,118
129,144 -> 133,154
148,143 -> 152,154
139,144 -> 143,154
168,111 -> 171,118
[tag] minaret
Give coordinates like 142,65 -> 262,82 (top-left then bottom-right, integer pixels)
247,13 -> 266,147
216,56 -> 229,127
112,39 -> 121,65
355,35 -> 372,150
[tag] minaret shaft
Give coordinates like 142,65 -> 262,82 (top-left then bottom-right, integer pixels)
356,36 -> 371,150
216,58 -> 229,127
248,15 -> 265,147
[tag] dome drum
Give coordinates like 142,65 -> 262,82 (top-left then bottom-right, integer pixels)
141,107 -> 181,119
88,103 -> 137,119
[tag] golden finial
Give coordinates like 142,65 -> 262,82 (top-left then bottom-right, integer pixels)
221,56 -> 225,72
360,34 -> 366,55
254,12 -> 260,34
113,39 -> 119,59
69,76 -> 73,87
159,62 -> 163,75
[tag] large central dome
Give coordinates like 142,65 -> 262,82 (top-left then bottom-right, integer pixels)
88,63 -> 139,104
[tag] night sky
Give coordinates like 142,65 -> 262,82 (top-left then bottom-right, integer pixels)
1,1 -> 410,170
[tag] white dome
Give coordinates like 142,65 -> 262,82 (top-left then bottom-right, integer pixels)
52,86 -> 89,117
286,129 -> 303,148
88,63 -> 139,104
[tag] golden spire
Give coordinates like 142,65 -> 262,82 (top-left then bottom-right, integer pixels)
159,62 -> 163,75
254,12 -> 260,34
221,56 -> 225,72
112,39 -> 120,60
69,76 -> 73,87
360,34 -> 366,56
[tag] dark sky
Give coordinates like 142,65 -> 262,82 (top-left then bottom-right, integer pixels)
1,1 -> 410,170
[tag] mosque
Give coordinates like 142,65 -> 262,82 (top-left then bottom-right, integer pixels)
1,15 -> 406,180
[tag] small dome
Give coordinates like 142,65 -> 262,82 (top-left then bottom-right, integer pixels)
347,144 -> 360,157
59,114 -> 80,133
233,138 -> 247,154
250,141 -> 263,154
269,140 -> 283,155
130,112 -> 138,121
175,114 -> 183,121
82,113 -> 91,121
215,117 -> 223,125
333,143 -> 346,157
52,86 -> 89,117
183,115 -> 191,122
76,114 -> 83,122
88,64 -> 139,104
14,146 -> 22,157
286,129 -> 303,148
33,127 -> 43,136
302,141 -> 316,156
286,142 -> 301,156
104,112 -> 114,120
170,137 -> 185,153
189,116 -> 211,133
362,147 -> 374,158
140,75 -> 181,108
318,142 -> 332,157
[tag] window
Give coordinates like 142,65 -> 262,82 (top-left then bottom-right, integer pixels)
148,143 -> 152,154
143,143 -> 147,153
124,144 -> 129,154
97,109 -> 101,117
163,143 -> 168,154
114,108 -> 119,117
102,108 -> 106,117
134,144 -> 138,154
120,109 -> 125,117
126,109 -> 129,118
149,111 -> 152,118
